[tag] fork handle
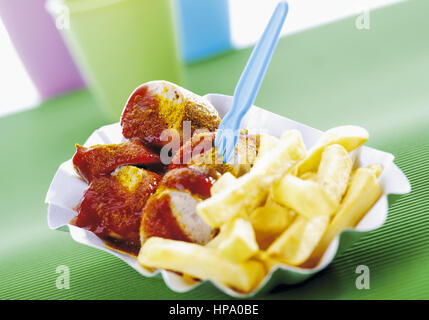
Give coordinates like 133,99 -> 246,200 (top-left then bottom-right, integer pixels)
227,2 -> 288,123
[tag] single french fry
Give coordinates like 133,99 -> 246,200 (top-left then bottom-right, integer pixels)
249,203 -> 295,249
297,125 -> 369,175
197,130 -> 306,228
305,165 -> 382,267
266,215 -> 330,266
210,172 -> 237,196
319,126 -> 369,149
206,218 -> 259,263
254,133 -> 280,164
272,175 -> 338,218
138,237 -> 266,293
317,144 -> 352,203
249,203 -> 294,236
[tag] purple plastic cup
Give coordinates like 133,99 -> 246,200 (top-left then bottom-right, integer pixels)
0,0 -> 84,99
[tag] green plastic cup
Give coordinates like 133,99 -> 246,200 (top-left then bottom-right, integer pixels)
48,0 -> 183,120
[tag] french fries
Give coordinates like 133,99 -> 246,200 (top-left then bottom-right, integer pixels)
210,172 -> 237,195
254,133 -> 280,163
296,125 -> 368,175
206,218 -> 259,263
249,202 -> 295,249
305,164 -> 382,267
272,175 -> 338,218
136,125 -> 384,294
316,144 -> 352,203
266,215 -> 330,265
138,237 -> 266,293
197,130 -> 306,228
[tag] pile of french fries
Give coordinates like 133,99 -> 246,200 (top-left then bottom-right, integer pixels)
137,126 -> 383,293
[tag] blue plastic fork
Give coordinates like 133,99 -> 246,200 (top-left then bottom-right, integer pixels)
214,1 -> 289,162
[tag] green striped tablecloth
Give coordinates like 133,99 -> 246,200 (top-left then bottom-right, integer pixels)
0,0 -> 428,299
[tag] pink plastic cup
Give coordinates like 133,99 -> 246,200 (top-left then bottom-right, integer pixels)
0,0 -> 84,99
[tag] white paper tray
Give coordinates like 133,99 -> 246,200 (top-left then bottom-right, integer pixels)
46,94 -> 411,297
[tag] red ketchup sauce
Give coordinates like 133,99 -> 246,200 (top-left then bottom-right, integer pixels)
74,169 -> 161,256
120,86 -> 168,149
73,140 -> 160,183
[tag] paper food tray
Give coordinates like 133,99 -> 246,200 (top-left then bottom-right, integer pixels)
46,93 -> 411,298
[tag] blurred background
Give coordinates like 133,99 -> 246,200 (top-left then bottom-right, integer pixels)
0,0 -> 402,118
2,0 -> 429,300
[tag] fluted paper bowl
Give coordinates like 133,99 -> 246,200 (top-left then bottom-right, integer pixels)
46,94 -> 411,298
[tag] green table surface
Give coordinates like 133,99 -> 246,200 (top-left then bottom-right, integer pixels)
1,0 -> 428,299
